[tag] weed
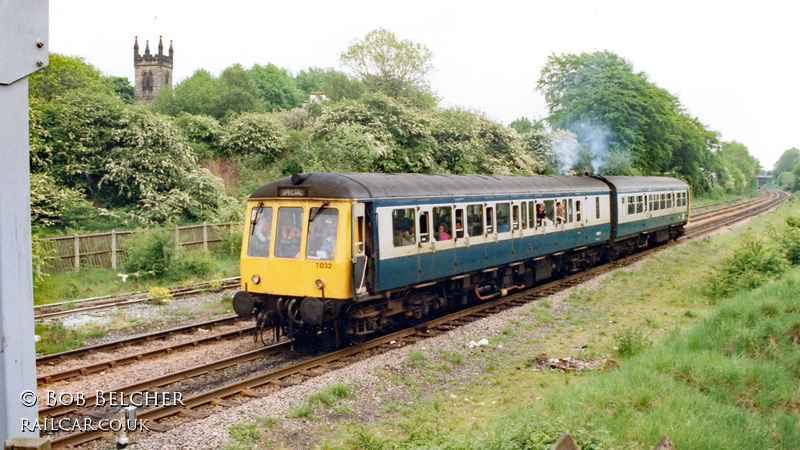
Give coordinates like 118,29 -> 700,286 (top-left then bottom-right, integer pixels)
146,287 -> 172,305
438,349 -> 464,365
684,310 -> 698,318
614,326 -> 650,358
408,349 -> 428,367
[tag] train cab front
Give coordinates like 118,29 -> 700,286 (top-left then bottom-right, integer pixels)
234,198 -> 353,344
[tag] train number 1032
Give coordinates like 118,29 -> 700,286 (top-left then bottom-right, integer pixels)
315,262 -> 333,269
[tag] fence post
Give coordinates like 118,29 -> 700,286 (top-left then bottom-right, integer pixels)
203,223 -> 208,251
111,230 -> 117,269
73,234 -> 80,269
174,227 -> 180,247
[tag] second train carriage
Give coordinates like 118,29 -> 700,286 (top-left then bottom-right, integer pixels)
233,172 -> 690,345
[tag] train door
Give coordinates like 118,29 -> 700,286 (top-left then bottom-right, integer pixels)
453,206 -> 468,274
518,201 -> 532,259
416,206 -> 433,282
463,203 -> 486,272
351,203 -> 367,297
431,205 -> 456,279
486,204 -> 501,266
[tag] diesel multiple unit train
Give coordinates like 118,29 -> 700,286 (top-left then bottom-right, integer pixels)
233,173 -> 690,345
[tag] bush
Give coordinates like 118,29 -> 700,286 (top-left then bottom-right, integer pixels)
614,327 -> 650,358
147,287 -> 173,305
707,239 -> 786,298
174,249 -> 214,278
123,230 -> 176,279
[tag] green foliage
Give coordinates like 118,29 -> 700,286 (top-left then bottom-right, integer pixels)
36,87 -> 126,195
226,422 -> 260,447
707,239 -> 786,298
537,50 -> 729,193
123,230 -> 176,279
250,63 -> 304,111
613,327 -> 650,357
173,249 -> 214,278
508,117 -> 533,134
341,28 -> 435,107
172,113 -> 221,159
773,148 -> 800,176
30,173 -> 96,229
219,113 -> 288,162
29,53 -> 109,101
151,69 -> 220,117
781,216 -> 800,265
105,76 -> 134,103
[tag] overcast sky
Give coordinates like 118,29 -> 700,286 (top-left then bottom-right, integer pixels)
50,0 -> 800,169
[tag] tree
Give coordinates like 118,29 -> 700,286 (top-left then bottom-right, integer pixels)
341,28 -> 435,106
509,117 -> 533,134
105,76 -> 134,103
29,53 -> 109,101
215,64 -> 261,118
250,63 -> 305,111
219,113 -> 288,163
151,69 -> 220,117
774,148 -> 800,175
537,51 -> 727,191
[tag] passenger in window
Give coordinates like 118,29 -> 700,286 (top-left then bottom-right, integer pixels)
536,203 -> 550,226
555,202 -> 566,224
497,212 -> 510,233
437,225 -> 451,241
250,214 -> 272,257
277,221 -> 301,258
455,220 -> 463,235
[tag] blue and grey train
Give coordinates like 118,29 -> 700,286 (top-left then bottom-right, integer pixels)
233,173 -> 690,345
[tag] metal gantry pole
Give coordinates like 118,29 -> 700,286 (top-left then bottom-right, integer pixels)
0,0 -> 49,444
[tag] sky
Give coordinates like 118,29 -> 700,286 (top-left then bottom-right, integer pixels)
49,0 -> 800,170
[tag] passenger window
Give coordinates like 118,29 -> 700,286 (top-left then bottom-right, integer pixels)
636,195 -> 644,214
512,204 -> 520,230
595,197 -> 600,219
306,208 -> 339,260
455,209 -> 465,239
576,200 -> 582,223
467,204 -> 483,236
392,208 -> 416,247
433,206 -> 452,241
628,196 -> 635,215
486,206 -> 494,234
248,206 -> 273,257
496,203 -> 510,233
419,211 -> 430,243
521,202 -> 528,230
661,194 -> 666,210
275,207 -> 303,258
568,199 -> 574,223
528,201 -> 535,228
544,200 -> 555,224
555,200 -> 566,224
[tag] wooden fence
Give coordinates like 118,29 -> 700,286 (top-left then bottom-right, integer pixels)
37,222 -> 242,274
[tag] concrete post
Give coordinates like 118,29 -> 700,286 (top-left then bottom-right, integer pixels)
0,0 -> 49,443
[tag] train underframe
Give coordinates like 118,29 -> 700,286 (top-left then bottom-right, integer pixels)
236,224 -> 685,347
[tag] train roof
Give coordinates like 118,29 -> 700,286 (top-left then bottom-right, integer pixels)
249,172 -> 612,201
600,176 -> 690,193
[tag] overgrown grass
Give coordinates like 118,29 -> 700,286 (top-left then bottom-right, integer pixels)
286,382 -> 356,419
312,191 -> 800,449
691,189 -> 760,208
33,253 -> 239,305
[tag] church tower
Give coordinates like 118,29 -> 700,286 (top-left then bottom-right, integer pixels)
133,36 -> 173,103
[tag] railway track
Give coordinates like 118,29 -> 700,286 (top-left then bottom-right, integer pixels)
46,189 -> 787,448
34,278 -> 241,320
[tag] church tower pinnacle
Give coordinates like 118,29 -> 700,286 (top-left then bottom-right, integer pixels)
133,36 -> 173,104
